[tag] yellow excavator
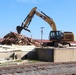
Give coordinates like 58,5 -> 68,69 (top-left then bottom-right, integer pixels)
16,7 -> 74,46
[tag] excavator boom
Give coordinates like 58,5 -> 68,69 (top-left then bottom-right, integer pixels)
35,11 -> 57,31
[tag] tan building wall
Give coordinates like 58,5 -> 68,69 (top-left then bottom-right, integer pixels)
54,48 -> 76,62
37,47 -> 76,62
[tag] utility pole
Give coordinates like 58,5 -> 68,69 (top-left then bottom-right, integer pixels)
41,27 -> 44,45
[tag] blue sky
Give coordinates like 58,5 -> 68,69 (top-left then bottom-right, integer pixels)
0,0 -> 76,39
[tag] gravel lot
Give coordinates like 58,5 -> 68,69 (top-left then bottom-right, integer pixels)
0,62 -> 76,75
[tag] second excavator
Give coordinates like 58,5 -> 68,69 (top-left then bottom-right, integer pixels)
16,7 -> 74,47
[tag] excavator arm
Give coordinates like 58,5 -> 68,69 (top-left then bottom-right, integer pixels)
16,7 -> 37,34
16,7 -> 57,34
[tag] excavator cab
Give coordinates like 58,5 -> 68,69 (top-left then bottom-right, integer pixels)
49,31 -> 64,41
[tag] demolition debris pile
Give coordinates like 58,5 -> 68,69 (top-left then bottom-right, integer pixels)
1,32 -> 41,47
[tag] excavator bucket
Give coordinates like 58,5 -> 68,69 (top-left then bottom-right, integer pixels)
16,26 -> 31,34
16,26 -> 23,34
